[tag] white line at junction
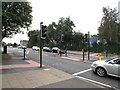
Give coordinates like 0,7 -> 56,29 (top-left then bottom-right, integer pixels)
72,68 -> 92,76
75,76 -> 115,89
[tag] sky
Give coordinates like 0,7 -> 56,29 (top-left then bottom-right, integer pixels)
2,0 -> 120,44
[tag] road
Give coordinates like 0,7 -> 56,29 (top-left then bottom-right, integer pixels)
8,47 -> 120,89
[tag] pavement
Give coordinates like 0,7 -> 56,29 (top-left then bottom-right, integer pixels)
1,51 -> 117,89
67,50 -> 119,63
67,50 -> 119,57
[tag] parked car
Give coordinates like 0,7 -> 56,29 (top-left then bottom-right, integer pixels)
91,57 -> 120,78
52,47 -> 60,53
18,46 -> 27,49
22,46 -> 27,49
43,47 -> 51,52
60,50 -> 66,54
32,46 -> 40,51
52,47 -> 66,54
18,46 -> 22,49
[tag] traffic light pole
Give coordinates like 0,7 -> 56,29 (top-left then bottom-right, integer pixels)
83,38 -> 85,61
88,31 -> 90,60
40,22 -> 43,68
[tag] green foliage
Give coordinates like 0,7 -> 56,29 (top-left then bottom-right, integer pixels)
2,42 -> 6,46
28,17 -> 84,51
71,31 -> 84,50
27,30 -> 40,48
90,43 -> 120,54
6,43 -> 12,46
98,7 -> 120,45
97,7 -> 120,54
2,53 -> 11,60
2,2 -> 32,39
47,17 -> 75,45
13,43 -> 17,47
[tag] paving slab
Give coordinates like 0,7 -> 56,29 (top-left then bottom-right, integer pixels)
2,67 -> 74,88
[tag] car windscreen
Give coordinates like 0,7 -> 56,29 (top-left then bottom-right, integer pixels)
105,58 -> 120,62
105,57 -> 120,63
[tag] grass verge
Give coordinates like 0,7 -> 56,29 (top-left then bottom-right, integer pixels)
2,53 -> 11,60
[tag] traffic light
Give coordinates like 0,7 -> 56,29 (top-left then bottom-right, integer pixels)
84,34 -> 88,41
61,34 -> 64,42
41,25 -> 47,39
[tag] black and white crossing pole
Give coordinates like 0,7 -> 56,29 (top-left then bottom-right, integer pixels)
40,22 -> 43,68
40,22 -> 47,68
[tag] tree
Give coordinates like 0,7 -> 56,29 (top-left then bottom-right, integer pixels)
98,7 -> 119,45
13,43 -> 17,47
46,22 -> 57,44
47,17 -> 75,47
98,7 -> 120,54
72,31 -> 84,50
2,2 -> 32,39
27,30 -> 40,47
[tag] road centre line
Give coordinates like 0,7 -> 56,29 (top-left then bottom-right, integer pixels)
61,56 -> 80,61
72,68 -> 92,76
75,76 -> 114,89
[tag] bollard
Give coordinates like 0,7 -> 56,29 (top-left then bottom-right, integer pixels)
23,48 -> 26,60
82,49 -> 84,61
3,45 -> 7,54
38,49 -> 40,54
98,53 -> 102,60
57,49 -> 60,55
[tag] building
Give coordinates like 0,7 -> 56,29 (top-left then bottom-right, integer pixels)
20,40 -> 28,46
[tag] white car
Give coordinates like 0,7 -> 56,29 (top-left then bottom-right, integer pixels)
32,46 -> 40,51
22,46 -> 27,49
18,46 -> 23,48
91,57 -> 120,77
52,47 -> 60,53
43,47 -> 51,52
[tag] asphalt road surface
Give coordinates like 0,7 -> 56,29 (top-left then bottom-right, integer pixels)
8,47 -> 120,89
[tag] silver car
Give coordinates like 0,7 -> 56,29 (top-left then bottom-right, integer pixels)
32,46 -> 40,51
91,57 -> 120,77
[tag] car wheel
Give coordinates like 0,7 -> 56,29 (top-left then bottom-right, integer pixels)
96,67 -> 107,77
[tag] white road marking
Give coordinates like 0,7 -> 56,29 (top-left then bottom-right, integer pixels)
18,51 -> 23,53
75,76 -> 114,89
72,68 -> 92,76
44,54 -> 48,56
26,51 -> 29,54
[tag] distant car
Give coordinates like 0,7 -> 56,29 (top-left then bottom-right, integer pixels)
91,57 -> 120,78
52,47 -> 66,54
60,50 -> 66,54
22,46 -> 27,49
18,46 -> 22,48
52,47 -> 60,53
9,46 -> 13,48
43,47 -> 51,52
32,46 -> 40,51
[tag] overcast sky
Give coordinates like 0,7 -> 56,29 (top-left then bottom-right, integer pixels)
3,0 -> 120,44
